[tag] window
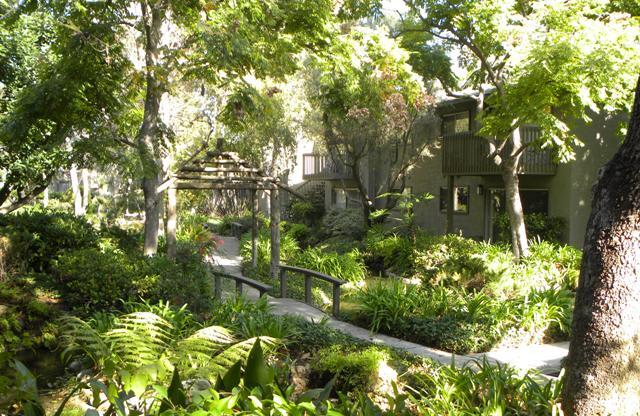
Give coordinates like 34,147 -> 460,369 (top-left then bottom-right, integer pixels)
442,111 -> 470,135
440,186 -> 470,214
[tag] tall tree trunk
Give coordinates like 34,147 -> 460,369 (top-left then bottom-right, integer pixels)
81,168 -> 90,211
138,1 -> 164,256
70,165 -> 83,216
350,161 -> 373,228
500,128 -> 529,259
562,76 -> 640,415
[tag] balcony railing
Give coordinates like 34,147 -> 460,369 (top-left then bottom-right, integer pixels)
442,126 -> 556,176
302,154 -> 350,180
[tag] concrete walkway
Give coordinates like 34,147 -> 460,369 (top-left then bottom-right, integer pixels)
211,236 -> 568,376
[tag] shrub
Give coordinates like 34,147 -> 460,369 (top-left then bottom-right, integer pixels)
294,247 -> 366,282
53,247 -> 139,312
288,199 -> 324,226
100,225 -> 143,255
312,345 -> 391,393
364,227 -> 414,274
411,359 -> 563,415
0,278 -> 59,353
321,209 -> 366,240
138,252 -> 214,314
0,209 -> 99,272
495,212 -> 566,243
283,222 -> 312,246
356,280 -> 422,333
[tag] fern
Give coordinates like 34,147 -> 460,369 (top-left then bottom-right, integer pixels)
59,311 -> 280,380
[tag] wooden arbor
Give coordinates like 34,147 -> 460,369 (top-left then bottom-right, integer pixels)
164,150 -> 282,280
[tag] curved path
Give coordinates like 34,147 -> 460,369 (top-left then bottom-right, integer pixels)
211,236 -> 568,376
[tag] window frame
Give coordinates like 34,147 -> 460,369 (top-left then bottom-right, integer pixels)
439,186 -> 470,215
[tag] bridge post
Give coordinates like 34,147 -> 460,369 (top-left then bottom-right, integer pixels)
279,268 -> 287,298
251,189 -> 258,267
166,186 -> 177,259
332,284 -> 341,318
304,275 -> 312,305
270,188 -> 280,281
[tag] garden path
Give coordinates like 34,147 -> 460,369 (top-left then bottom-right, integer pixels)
211,236 -> 568,377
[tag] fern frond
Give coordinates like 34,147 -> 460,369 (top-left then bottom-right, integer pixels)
210,336 -> 279,373
58,315 -> 109,365
105,312 -> 174,368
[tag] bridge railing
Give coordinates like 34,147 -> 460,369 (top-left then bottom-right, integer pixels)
212,270 -> 273,299
279,264 -> 345,317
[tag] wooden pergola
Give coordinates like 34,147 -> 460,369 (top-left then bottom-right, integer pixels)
164,149 -> 284,279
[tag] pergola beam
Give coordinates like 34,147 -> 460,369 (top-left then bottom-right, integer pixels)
174,182 -> 275,190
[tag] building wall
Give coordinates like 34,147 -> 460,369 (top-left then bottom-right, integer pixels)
407,110 -> 623,248
564,112 -> 624,247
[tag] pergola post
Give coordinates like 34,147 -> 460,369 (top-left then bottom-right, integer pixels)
446,175 -> 455,234
167,186 -> 178,259
251,189 -> 258,268
269,187 -> 280,280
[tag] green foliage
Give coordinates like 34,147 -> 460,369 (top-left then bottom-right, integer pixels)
312,345 -> 390,393
287,190 -> 325,226
356,280 -> 422,333
354,277 -> 575,354
0,3 -> 134,210
495,213 -> 566,243
283,221 -> 312,246
53,247 -> 138,312
321,209 -> 366,240
364,227 -> 414,274
411,360 -> 563,415
0,208 -> 99,272
240,229 -> 300,278
59,309 -> 277,381
294,247 -> 366,283
137,252 -> 214,314
53,245 -> 213,314
0,277 -> 58,354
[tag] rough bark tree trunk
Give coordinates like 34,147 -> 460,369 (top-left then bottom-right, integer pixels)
561,76 -> 640,415
499,128 -> 529,259
138,1 -> 164,256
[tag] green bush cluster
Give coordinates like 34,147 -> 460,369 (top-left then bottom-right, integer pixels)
0,208 -> 99,272
321,209 -> 366,240
364,227 -> 413,274
354,279 -> 574,354
0,278 -> 59,354
53,246 -> 213,314
312,345 -> 390,393
495,212 -> 566,243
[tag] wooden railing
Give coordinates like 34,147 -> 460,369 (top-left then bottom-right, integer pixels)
442,126 -> 556,176
279,264 -> 345,317
212,271 -> 273,299
302,154 -> 350,180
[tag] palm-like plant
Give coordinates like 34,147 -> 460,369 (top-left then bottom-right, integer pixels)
59,311 -> 278,381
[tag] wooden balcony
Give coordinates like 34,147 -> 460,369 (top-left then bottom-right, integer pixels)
442,127 -> 556,176
302,154 -> 350,180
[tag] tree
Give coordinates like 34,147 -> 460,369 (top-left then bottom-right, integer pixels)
392,0 -> 640,258
310,27 -> 435,226
561,73 -> 640,415
5,0 -> 335,254
0,2 -> 133,214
